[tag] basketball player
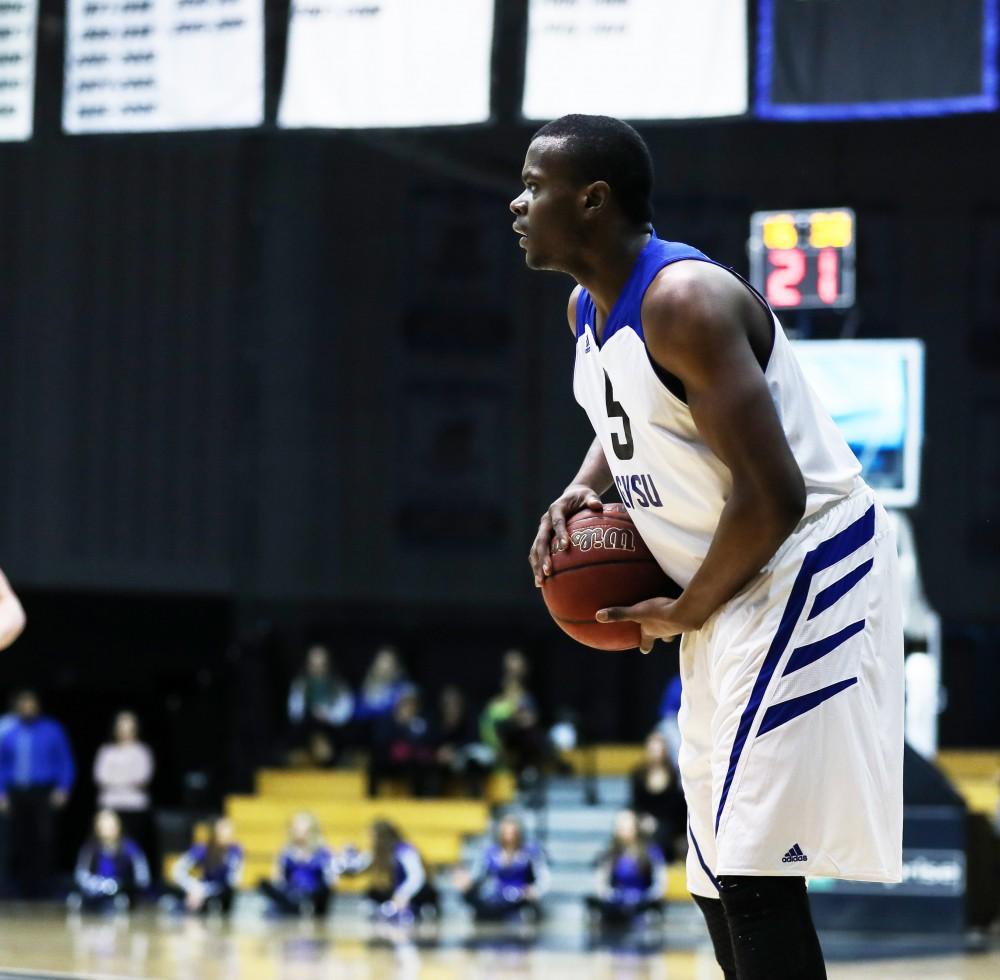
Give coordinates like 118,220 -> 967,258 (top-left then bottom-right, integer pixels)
517,115 -> 902,979
0,567 -> 25,650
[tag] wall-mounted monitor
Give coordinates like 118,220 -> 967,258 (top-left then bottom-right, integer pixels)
792,339 -> 925,509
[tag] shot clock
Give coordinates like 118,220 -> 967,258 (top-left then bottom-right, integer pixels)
749,209 -> 856,311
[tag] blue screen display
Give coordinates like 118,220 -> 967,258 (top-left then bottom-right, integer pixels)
792,341 -> 924,506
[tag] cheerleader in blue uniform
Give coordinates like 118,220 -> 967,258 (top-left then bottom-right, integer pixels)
586,810 -> 667,928
69,810 -> 150,912
340,819 -> 438,924
258,811 -> 336,917
169,816 -> 243,914
458,815 -> 549,922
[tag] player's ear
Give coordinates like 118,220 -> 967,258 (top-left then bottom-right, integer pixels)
583,180 -> 610,214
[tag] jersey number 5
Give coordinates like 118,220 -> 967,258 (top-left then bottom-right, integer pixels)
604,373 -> 634,460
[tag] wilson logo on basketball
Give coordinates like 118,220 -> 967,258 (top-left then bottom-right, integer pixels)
569,526 -> 636,552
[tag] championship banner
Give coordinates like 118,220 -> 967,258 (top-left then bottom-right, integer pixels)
0,0 -> 38,141
278,0 -> 494,129
522,0 -> 748,121
756,0 -> 999,120
63,0 -> 264,134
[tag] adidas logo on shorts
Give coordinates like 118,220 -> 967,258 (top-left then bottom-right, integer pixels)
781,843 -> 808,863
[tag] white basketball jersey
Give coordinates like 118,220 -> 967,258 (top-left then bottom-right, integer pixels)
573,238 -> 861,588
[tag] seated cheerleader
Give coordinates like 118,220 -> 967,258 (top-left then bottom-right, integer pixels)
169,816 -> 244,914
69,809 -> 150,912
585,809 -> 667,928
456,814 -> 549,922
258,811 -> 336,917
340,819 -> 438,924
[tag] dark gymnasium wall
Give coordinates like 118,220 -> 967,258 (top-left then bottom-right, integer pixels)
1,0 -> 999,779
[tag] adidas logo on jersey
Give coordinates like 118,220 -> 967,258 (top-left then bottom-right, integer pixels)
781,843 -> 808,863
584,335 -> 591,352
570,525 -> 635,553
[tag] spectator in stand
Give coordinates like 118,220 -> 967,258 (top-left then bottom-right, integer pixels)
340,820 -> 438,924
629,731 -> 687,863
480,651 -> 551,783
258,811 -> 336,917
93,711 -> 155,876
0,567 -> 26,651
0,689 -> 75,898
353,646 -> 408,733
68,809 -> 150,913
586,810 -> 667,929
287,644 -> 355,767
432,685 -> 492,797
655,674 -> 683,767
456,815 -> 549,922
368,686 -> 436,798
480,650 -> 536,753
169,816 -> 243,915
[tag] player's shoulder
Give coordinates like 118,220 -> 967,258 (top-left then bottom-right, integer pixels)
643,260 -> 743,322
567,284 -> 584,336
641,260 -> 751,356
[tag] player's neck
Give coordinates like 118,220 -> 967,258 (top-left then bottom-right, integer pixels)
574,229 -> 652,322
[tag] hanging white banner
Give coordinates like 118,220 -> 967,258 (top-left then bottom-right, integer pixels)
0,0 -> 38,141
523,0 -> 747,121
279,0 -> 494,129
63,0 -> 264,134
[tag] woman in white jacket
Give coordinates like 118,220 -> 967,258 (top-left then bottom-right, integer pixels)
93,711 -> 155,874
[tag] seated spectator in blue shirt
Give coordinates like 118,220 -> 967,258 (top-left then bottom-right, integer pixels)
368,686 -> 437,798
353,646 -> 408,727
258,811 -> 336,917
586,810 -> 667,928
0,689 -> 75,898
456,815 -> 549,922
169,816 -> 243,915
340,819 -> 438,925
656,674 -> 683,767
69,809 -> 150,913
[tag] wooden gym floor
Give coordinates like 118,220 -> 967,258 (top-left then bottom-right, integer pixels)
0,903 -> 996,980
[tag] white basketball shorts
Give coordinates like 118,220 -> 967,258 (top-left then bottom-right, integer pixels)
678,482 -> 904,898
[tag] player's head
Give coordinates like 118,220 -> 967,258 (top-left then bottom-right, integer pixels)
510,114 -> 654,270
497,815 -> 524,849
114,710 -> 139,743
94,809 -> 122,846
13,689 -> 39,719
289,810 -> 320,847
211,817 -> 236,847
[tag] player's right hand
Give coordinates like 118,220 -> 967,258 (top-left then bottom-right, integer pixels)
529,485 -> 604,586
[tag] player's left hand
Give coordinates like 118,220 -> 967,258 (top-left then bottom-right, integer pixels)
595,597 -> 702,654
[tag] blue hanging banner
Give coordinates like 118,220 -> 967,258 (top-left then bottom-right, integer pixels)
755,0 -> 998,120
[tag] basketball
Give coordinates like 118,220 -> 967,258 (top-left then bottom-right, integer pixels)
541,504 -> 682,651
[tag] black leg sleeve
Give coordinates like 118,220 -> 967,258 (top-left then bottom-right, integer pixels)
259,880 -> 300,915
717,875 -> 826,980
692,893 -> 738,980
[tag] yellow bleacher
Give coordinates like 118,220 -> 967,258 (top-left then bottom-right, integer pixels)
164,748 -> 997,905
165,767 -> 494,892
163,751 -> 731,903
564,744 -> 645,776
936,749 -> 1000,819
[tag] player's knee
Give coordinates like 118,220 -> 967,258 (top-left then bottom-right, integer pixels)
717,875 -> 826,980
692,893 -> 737,979
717,873 -> 807,917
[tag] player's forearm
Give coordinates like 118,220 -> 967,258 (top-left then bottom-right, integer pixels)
674,485 -> 803,628
567,438 -> 613,496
